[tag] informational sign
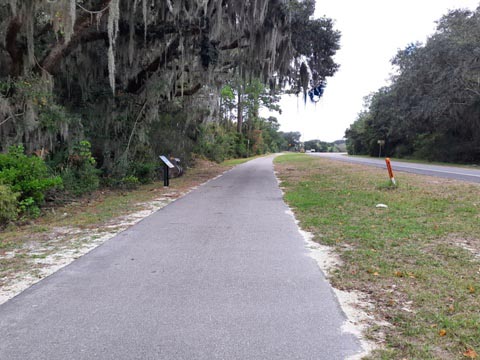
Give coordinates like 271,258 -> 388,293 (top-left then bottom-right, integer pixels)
159,155 -> 175,169
377,140 -> 385,157
159,155 -> 174,187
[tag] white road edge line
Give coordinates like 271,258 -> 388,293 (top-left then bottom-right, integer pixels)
390,164 -> 480,178
327,156 -> 480,178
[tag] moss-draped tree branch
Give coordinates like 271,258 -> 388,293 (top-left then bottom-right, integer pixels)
41,0 -> 113,73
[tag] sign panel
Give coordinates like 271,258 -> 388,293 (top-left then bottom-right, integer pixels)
159,155 -> 175,169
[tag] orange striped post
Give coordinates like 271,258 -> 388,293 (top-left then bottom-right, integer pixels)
385,158 -> 396,185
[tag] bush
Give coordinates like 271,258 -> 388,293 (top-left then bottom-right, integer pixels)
130,162 -> 157,184
0,145 -> 62,217
0,184 -> 18,226
18,197 -> 40,218
195,124 -> 237,163
120,175 -> 139,190
61,166 -> 100,196
234,134 -> 248,158
61,141 -> 100,196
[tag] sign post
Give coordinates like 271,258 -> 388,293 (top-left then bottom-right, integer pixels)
159,155 -> 175,187
377,140 -> 385,158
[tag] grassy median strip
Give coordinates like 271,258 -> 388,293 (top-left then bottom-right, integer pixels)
275,153 -> 480,359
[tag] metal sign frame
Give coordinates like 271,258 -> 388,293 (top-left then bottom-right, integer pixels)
159,155 -> 174,186
159,155 -> 175,169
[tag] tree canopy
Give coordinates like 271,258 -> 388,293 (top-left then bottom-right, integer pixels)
345,7 -> 480,163
304,139 -> 345,152
1,0 -> 340,173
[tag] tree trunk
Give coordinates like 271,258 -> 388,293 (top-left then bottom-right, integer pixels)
237,89 -> 243,133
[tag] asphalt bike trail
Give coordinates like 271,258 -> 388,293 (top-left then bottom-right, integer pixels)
0,156 -> 360,360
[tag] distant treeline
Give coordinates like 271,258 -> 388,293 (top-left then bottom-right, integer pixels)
304,139 -> 346,152
345,8 -> 480,163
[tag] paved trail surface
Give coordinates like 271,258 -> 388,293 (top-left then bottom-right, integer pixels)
0,157 -> 360,360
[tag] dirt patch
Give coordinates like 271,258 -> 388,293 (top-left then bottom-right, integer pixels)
444,234 -> 480,259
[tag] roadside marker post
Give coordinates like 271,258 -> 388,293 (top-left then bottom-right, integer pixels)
377,140 -> 385,158
159,155 -> 175,187
385,158 -> 396,185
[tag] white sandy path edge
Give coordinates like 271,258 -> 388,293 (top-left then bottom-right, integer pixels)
283,208 -> 378,360
0,171 -> 230,306
273,166 -> 378,359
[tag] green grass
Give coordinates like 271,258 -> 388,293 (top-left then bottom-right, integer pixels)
275,153 -> 480,359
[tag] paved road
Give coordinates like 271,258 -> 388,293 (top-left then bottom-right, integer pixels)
310,153 -> 480,183
0,157 -> 360,360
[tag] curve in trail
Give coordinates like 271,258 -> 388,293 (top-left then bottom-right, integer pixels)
0,156 -> 361,360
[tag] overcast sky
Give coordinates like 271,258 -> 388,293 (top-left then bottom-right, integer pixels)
265,0 -> 479,142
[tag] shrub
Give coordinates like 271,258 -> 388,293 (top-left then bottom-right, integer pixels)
120,175 -> 139,190
61,141 -> 100,196
234,134 -> 248,158
18,197 -> 40,218
61,166 -> 100,196
195,124 -> 237,163
0,145 -> 62,216
130,162 -> 157,184
0,184 -> 18,226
